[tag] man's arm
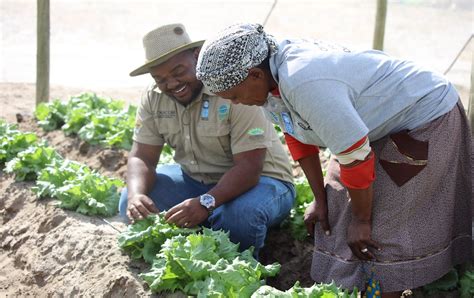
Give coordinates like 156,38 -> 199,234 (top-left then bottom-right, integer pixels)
165,148 -> 266,227
126,141 -> 162,222
207,148 -> 266,205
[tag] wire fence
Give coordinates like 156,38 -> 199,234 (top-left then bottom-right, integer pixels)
1,0 -> 472,105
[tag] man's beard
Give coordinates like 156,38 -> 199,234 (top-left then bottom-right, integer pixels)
171,82 -> 203,106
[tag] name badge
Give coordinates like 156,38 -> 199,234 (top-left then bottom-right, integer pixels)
201,99 -> 210,120
281,112 -> 294,134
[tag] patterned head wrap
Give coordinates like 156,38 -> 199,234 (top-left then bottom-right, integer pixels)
196,23 -> 278,93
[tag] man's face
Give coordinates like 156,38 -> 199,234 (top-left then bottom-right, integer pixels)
215,70 -> 269,106
150,49 -> 203,105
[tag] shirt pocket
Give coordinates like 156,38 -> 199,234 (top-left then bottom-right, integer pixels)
196,123 -> 232,160
378,131 -> 428,187
154,118 -> 181,150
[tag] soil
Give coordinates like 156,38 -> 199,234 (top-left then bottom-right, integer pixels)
0,82 -> 315,296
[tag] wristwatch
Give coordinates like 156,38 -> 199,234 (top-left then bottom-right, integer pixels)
199,193 -> 215,215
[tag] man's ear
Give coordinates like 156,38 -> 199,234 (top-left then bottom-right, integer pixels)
248,68 -> 264,80
193,47 -> 201,59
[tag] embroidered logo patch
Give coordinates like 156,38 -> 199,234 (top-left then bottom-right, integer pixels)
268,111 -> 280,124
248,127 -> 264,136
297,121 -> 312,131
201,100 -> 210,120
218,104 -> 229,121
280,112 -> 294,134
158,111 -> 176,118
134,118 -> 142,134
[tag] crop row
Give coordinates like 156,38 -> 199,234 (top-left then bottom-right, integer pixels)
33,92 -> 313,240
0,118 -> 358,297
6,91 -> 470,296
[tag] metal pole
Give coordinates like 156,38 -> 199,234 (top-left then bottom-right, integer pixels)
373,0 -> 387,51
262,0 -> 278,27
444,34 -> 473,75
36,0 -> 50,106
469,52 -> 474,134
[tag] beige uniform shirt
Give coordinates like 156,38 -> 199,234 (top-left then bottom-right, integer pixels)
133,83 -> 293,185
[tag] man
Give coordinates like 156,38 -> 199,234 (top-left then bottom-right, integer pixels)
119,23 -> 295,254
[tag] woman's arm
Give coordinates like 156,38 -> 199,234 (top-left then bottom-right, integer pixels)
284,133 -> 330,236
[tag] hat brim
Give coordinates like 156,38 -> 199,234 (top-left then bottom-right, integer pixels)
129,40 -> 205,77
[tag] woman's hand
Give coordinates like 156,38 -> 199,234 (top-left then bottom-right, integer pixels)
347,218 -> 380,260
304,199 -> 331,237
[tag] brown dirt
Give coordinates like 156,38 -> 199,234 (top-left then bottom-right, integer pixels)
0,82 -> 314,296
0,173 -> 149,296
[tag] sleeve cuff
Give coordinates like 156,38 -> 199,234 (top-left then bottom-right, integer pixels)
284,133 -> 319,161
340,151 -> 375,189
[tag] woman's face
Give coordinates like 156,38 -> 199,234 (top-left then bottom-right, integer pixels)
215,68 -> 270,106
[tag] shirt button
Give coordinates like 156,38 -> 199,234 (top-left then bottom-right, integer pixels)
190,160 -> 196,165
185,135 -> 190,140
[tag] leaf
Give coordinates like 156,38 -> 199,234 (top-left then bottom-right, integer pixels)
423,268 -> 458,295
4,143 -> 62,181
459,269 -> 474,298
252,281 -> 358,297
32,158 -> 122,216
139,227 -> 279,296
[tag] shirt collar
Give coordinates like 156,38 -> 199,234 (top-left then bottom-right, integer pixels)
269,40 -> 285,84
151,82 -> 213,106
202,85 -> 214,97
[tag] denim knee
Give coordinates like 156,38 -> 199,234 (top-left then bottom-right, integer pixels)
209,177 -> 295,254
118,188 -> 128,218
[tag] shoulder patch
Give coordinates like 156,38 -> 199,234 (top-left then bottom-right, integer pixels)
134,118 -> 143,134
247,127 -> 264,136
218,104 -> 230,121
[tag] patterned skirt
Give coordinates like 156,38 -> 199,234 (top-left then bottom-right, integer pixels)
310,101 -> 472,292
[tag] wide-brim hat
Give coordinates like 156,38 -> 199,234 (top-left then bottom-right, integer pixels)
130,23 -> 205,77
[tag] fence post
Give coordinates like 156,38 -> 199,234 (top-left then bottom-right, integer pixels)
469,53 -> 474,134
36,0 -> 50,106
373,0 -> 387,51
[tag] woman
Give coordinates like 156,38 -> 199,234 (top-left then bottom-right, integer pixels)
196,23 -> 472,296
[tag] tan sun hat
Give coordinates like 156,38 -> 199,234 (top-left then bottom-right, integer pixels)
130,23 -> 205,77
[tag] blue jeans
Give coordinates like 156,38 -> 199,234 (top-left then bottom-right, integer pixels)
119,164 -> 295,255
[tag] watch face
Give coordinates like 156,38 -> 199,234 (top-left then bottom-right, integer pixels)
200,194 -> 215,209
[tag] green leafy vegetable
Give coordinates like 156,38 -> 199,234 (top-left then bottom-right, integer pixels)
159,144 -> 175,164
423,268 -> 458,295
117,213 -> 198,263
33,158 -> 123,216
459,268 -> 474,298
281,177 -> 314,240
252,281 -> 357,297
0,120 -> 38,164
35,100 -> 68,131
5,142 -> 62,181
34,92 -> 137,150
140,228 -> 280,297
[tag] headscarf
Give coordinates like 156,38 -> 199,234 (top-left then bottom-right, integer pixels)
196,23 -> 278,93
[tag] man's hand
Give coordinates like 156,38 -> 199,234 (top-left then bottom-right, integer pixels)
127,194 -> 159,223
346,218 -> 381,260
304,199 -> 331,237
165,197 -> 208,228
